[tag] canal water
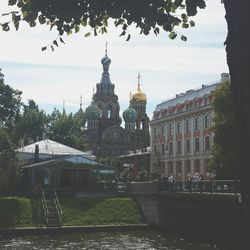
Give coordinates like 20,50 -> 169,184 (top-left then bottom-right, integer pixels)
0,230 -> 229,249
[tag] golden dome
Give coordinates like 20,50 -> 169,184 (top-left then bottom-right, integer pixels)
131,74 -> 147,103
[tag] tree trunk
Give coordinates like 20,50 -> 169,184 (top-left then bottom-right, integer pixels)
224,1 -> 250,249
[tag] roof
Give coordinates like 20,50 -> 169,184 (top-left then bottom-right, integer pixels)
17,139 -> 95,160
21,155 -> 103,169
154,82 -> 219,112
118,147 -> 151,159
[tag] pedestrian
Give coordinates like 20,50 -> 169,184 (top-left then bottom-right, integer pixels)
186,174 -> 192,192
199,174 -> 204,193
168,174 -> 175,191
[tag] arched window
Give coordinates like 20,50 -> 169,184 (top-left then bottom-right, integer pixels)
107,105 -> 112,119
205,136 -> 210,150
186,139 -> 190,153
195,138 -> 200,152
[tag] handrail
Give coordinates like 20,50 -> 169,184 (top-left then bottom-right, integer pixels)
53,189 -> 63,225
40,189 -> 49,225
131,179 -> 241,195
53,189 -> 63,215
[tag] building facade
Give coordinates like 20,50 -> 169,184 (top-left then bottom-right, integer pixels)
84,49 -> 150,158
149,73 -> 229,180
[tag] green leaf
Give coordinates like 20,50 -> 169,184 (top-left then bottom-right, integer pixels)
38,15 -> 46,24
84,32 -> 91,37
119,30 -> 126,37
59,37 -> 65,44
181,35 -> 187,41
8,0 -> 17,6
182,23 -> 189,28
2,23 -> 10,32
103,19 -> 108,27
75,25 -> 80,33
29,21 -> 36,27
168,31 -> 177,40
14,21 -> 19,31
181,13 -> 188,22
53,40 -> 58,47
80,20 -> 87,27
115,19 -> 124,27
67,30 -> 72,35
22,11 -> 30,19
126,34 -> 131,41
154,27 -> 160,36
50,45 -> 54,52
190,20 -> 195,27
41,46 -> 47,51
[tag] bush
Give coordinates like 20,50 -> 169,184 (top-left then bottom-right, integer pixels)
0,196 -> 33,227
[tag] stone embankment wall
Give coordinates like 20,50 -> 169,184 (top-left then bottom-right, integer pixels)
131,182 -> 243,247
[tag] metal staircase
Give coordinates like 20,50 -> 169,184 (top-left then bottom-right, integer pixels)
41,188 -> 63,227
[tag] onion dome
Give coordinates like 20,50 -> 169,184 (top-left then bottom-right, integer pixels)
123,106 -> 137,123
101,42 -> 111,73
131,74 -> 147,103
85,101 -> 101,119
101,55 -> 111,66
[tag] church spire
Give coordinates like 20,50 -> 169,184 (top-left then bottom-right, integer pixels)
137,73 -> 141,92
80,95 -> 83,109
105,41 -> 108,56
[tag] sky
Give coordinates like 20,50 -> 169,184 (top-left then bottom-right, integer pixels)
0,0 -> 228,119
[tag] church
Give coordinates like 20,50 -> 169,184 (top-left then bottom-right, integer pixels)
77,48 -> 150,158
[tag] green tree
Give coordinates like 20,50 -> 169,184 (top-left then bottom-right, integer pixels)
1,0 -> 204,49
48,109 -> 86,150
210,81 -> 239,179
0,129 -> 17,194
0,69 -> 22,133
15,99 -> 48,144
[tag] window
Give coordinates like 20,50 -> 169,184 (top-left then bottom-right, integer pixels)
154,145 -> 157,155
194,159 -> 200,173
185,160 -> 191,174
204,115 -> 210,128
185,119 -> 190,132
154,128 -> 157,138
161,144 -> 166,155
177,141 -> 181,154
205,136 -> 210,150
161,126 -> 165,137
177,122 -> 182,134
186,139 -> 190,153
169,142 -> 173,155
195,138 -> 200,152
161,162 -> 166,175
204,158 -> 210,176
177,161 -> 182,175
169,124 -> 174,136
107,105 -> 112,119
194,117 -> 199,131
168,161 -> 173,175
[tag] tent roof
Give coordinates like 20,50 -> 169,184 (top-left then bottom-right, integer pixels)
17,139 -> 95,160
21,155 -> 103,169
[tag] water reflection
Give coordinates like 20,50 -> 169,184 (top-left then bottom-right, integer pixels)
0,230 -> 228,250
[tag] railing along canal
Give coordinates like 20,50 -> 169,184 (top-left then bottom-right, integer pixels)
129,179 -> 240,195
159,179 -> 240,194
